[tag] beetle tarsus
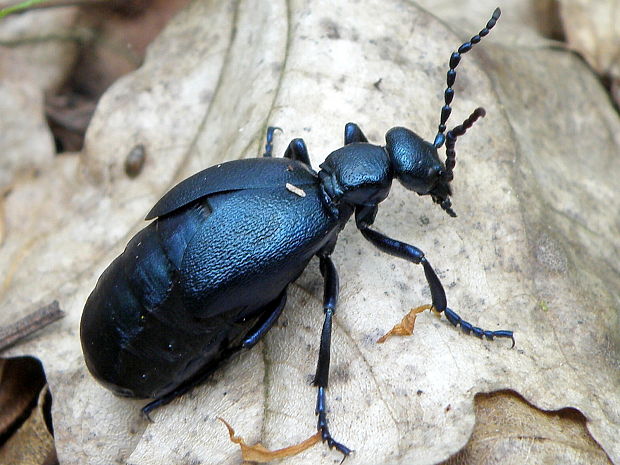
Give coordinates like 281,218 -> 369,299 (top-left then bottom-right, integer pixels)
443,307 -> 515,347
316,387 -> 352,459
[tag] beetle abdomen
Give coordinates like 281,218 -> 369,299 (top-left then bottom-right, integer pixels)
81,203 -> 213,397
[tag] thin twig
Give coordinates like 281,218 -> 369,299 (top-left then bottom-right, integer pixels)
0,301 -> 65,352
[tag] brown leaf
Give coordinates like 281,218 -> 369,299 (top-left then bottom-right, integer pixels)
442,391 -> 613,465
0,357 -> 46,437
376,304 -> 433,343
0,384 -> 57,465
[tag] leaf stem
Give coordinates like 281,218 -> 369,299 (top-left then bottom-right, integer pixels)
0,0 -> 49,19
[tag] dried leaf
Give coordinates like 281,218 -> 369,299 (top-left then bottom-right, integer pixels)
0,2 -> 618,465
0,384 -> 57,465
442,391 -> 613,465
376,304 -> 433,343
219,418 -> 321,462
0,357 -> 46,437
560,1 -> 620,79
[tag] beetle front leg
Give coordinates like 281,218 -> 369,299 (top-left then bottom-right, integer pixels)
355,205 -> 514,346
355,205 -> 446,311
313,255 -> 352,458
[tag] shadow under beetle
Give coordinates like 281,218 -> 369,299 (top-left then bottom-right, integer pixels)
81,7 -> 513,458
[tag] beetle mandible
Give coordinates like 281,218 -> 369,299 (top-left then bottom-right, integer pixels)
81,8 -> 512,458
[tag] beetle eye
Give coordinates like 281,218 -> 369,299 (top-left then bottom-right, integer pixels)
428,167 -> 443,184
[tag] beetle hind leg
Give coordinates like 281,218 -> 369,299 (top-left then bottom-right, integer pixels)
142,290 -> 288,419
142,360 -> 223,420
240,289 -> 287,349
312,255 -> 352,458
263,126 -> 282,157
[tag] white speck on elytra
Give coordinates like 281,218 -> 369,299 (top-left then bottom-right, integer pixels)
285,183 -> 306,197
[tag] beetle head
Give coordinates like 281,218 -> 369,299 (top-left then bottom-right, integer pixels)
385,126 -> 456,217
386,7 -> 500,217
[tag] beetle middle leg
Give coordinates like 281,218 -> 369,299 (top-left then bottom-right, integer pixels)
283,138 -> 313,167
142,290 -> 288,419
355,205 -> 514,346
344,122 -> 368,145
312,255 -> 352,458
240,288 -> 288,349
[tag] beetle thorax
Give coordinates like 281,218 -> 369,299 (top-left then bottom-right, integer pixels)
318,143 -> 393,209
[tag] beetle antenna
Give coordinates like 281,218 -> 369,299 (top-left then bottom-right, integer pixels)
433,7 -> 501,149
442,107 -> 485,182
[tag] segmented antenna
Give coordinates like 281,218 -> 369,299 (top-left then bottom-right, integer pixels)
443,107 -> 486,181
432,7 -> 501,149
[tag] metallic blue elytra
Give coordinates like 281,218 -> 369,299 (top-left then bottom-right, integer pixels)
80,7 -> 512,459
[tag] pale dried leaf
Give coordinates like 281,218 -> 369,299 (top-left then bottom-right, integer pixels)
0,6 -> 78,190
415,0 -> 561,47
560,1 -> 620,79
0,2 -> 618,465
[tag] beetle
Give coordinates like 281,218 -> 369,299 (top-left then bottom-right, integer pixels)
81,8 -> 512,458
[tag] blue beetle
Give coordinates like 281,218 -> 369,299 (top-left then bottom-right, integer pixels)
81,8 -> 511,457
